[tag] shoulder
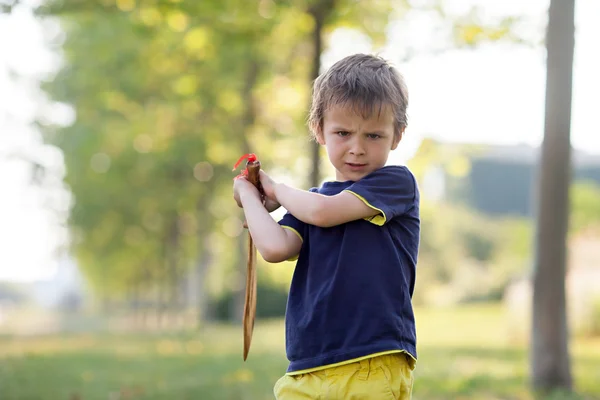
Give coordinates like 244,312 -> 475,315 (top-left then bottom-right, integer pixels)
343,165 -> 419,223
370,165 -> 415,181
356,165 -> 417,190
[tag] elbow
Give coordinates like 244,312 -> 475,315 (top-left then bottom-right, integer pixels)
258,243 -> 288,263
261,252 -> 286,263
260,249 -> 287,263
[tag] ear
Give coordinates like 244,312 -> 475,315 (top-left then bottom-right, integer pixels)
391,127 -> 405,150
315,128 -> 326,145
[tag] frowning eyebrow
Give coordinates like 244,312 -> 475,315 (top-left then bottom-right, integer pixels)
331,126 -> 351,132
330,126 -> 387,134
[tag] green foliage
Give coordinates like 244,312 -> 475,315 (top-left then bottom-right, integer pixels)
589,298 -> 600,337
571,181 -> 600,234
452,10 -> 524,46
416,199 -> 532,305
39,0 -> 317,303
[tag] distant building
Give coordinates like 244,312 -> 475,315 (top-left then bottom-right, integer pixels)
439,142 -> 600,217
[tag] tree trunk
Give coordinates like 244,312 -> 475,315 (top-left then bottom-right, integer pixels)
308,13 -> 323,189
157,239 -> 170,329
308,0 -> 335,188
193,196 -> 215,328
167,214 -> 181,327
531,0 -> 575,391
194,237 -> 213,327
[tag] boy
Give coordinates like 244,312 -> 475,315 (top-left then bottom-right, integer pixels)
233,53 -> 419,399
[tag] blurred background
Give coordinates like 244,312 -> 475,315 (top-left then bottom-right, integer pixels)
0,0 -> 598,399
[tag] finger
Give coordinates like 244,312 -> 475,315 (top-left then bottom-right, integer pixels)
243,221 -> 248,229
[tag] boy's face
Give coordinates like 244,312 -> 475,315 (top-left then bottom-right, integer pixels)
318,103 -> 401,182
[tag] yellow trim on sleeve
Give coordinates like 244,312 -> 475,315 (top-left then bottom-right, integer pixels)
281,225 -> 303,242
286,350 -> 416,376
344,190 -> 386,226
281,225 -> 302,261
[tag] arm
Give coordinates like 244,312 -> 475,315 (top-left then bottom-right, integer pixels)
235,178 -> 302,262
273,183 -> 379,228
258,171 -> 379,228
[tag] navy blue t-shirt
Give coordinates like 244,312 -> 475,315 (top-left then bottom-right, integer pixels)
278,165 -> 420,373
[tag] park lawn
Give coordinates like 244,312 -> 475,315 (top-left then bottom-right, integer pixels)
0,303 -> 598,400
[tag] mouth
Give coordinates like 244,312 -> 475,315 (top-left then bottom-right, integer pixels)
346,162 -> 367,169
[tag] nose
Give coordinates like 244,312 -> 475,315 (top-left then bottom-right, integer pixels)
349,137 -> 365,156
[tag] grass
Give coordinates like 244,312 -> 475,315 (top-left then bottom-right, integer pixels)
0,303 -> 598,399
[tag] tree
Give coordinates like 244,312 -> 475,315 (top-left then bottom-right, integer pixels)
34,0 -> 327,325
307,0 -> 334,188
531,0 -> 575,392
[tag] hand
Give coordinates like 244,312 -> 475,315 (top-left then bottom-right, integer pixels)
264,198 -> 281,213
233,176 -> 260,208
259,170 -> 278,202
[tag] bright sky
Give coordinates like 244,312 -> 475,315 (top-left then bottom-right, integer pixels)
1,0 -> 599,282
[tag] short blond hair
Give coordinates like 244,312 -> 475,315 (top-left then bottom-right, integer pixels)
308,54 -> 409,140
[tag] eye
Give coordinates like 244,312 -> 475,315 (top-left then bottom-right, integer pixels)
367,133 -> 381,139
336,131 -> 350,137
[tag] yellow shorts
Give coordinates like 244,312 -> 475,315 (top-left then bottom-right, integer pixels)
274,352 -> 415,399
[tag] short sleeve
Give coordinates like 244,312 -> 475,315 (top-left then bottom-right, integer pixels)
344,166 -> 417,226
278,212 -> 305,243
277,187 -> 319,261
277,186 -> 318,241
277,212 -> 305,261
